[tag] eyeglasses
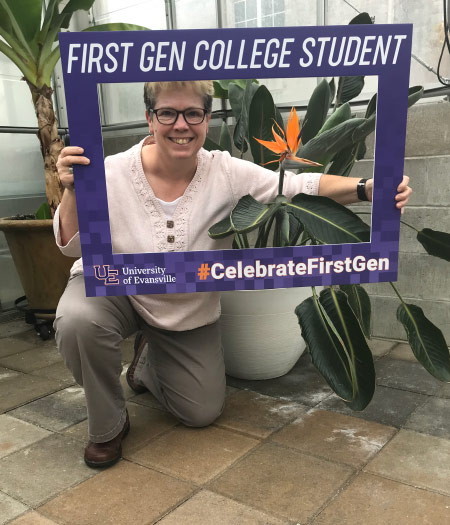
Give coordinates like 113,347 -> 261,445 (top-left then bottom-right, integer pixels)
151,107 -> 207,125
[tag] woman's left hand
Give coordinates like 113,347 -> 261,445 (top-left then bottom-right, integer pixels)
395,175 -> 412,214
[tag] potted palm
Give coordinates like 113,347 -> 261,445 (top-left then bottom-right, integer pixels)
0,0 -> 147,329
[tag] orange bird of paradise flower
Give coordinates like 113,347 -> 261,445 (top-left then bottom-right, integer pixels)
254,107 -> 322,167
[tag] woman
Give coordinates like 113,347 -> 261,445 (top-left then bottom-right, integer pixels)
55,80 -> 411,468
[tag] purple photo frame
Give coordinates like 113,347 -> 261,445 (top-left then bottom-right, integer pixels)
58,24 -> 412,297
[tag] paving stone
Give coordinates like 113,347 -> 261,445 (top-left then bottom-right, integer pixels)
0,491 -> 29,525
369,339 -> 397,359
0,366 -> 21,383
365,429 -> 450,496
158,490 -> 289,524
127,425 -> 259,484
272,410 -> 396,468
388,342 -> 418,361
0,434 -> 95,507
226,353 -> 333,407
375,358 -> 442,395
0,346 -> 62,373
405,396 -> 450,438
6,329 -> 53,345
0,415 -> 51,459
210,443 -> 353,523
437,381 -> 450,399
312,472 -> 450,525
30,361 -> 76,386
215,390 -> 307,438
0,338 -> 35,359
0,321 -> 33,339
318,385 -> 428,427
9,387 -> 87,432
38,460 -> 194,525
9,511 -> 59,524
0,373 -> 65,413
65,402 -> 178,453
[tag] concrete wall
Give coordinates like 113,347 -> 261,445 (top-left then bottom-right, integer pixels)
351,100 -> 450,343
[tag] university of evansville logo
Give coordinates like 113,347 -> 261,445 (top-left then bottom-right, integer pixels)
93,265 -> 120,285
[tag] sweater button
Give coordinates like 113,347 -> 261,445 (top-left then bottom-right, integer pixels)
167,235 -> 175,243
167,220 -> 174,228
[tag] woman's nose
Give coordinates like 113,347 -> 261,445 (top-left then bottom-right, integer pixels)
173,112 -> 189,129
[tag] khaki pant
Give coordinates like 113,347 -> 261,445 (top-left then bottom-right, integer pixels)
54,275 -> 226,442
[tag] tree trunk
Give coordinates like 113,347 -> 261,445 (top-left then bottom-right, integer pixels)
28,82 -> 64,217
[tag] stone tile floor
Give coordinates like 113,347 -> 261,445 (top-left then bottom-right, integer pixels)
1,318 -> 450,524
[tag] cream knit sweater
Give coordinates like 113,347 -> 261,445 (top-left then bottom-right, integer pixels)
54,138 -> 322,331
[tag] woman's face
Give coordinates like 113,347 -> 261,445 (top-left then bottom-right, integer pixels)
147,85 -> 210,163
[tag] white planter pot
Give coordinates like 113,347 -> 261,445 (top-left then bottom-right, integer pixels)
220,287 -> 315,380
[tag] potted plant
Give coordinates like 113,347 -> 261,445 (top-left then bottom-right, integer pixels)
0,0 -> 147,331
206,14 -> 450,405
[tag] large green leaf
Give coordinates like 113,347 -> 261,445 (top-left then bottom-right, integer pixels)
208,215 -> 234,239
213,79 -> 257,98
318,102 -> 352,135
353,86 -> 424,142
228,80 -> 259,154
397,303 -> 450,381
336,75 -> 365,106
301,79 -> 332,145
349,12 -> 373,25
35,201 -> 52,220
203,136 -> 223,152
287,193 -> 370,244
4,0 -> 41,43
417,228 -> 450,262
296,288 -> 375,410
287,212 -> 304,246
219,121 -> 232,154
231,195 -> 280,234
327,144 -> 355,176
297,117 -> 366,172
248,84 -> 283,170
339,284 -> 371,338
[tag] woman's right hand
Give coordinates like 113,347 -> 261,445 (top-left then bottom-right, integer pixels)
56,146 -> 90,191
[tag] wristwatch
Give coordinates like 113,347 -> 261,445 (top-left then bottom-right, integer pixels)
357,178 -> 370,201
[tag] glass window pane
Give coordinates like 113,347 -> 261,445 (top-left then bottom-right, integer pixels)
274,12 -> 285,26
175,0 -> 217,29
100,83 -> 146,125
247,0 -> 257,19
261,0 -> 273,17
262,14 -> 273,27
234,1 -> 245,23
0,55 -> 38,127
92,0 -> 167,29
273,0 -> 285,13
247,18 -> 258,27
0,134 -> 44,196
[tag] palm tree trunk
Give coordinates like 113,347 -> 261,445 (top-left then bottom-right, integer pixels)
28,82 -> 64,217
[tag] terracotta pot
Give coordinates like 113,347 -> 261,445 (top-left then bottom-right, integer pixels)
0,218 -> 76,316
220,287 -> 316,380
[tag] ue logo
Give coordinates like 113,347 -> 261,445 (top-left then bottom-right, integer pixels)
93,265 -> 120,285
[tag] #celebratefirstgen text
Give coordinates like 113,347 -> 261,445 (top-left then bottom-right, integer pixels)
65,34 -> 407,74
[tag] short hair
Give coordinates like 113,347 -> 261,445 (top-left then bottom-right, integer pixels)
144,81 -> 214,114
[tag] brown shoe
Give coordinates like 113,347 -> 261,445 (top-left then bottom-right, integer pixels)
126,331 -> 148,394
84,411 -> 130,469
